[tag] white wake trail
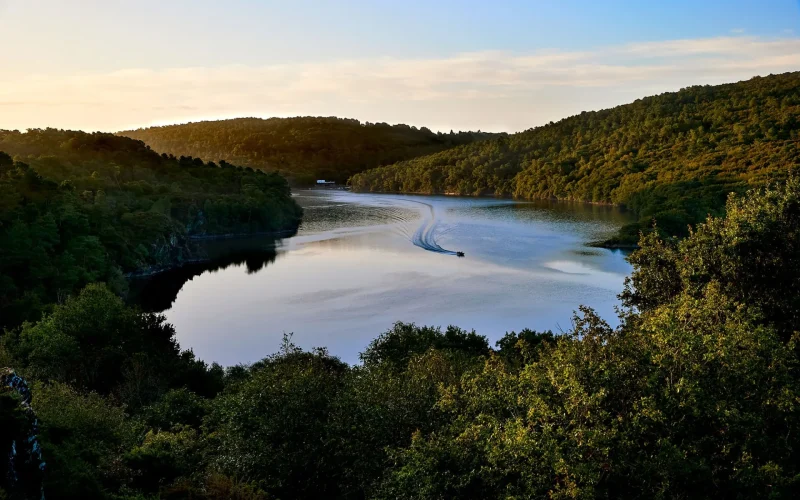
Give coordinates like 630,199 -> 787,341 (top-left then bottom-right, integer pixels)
405,200 -> 458,255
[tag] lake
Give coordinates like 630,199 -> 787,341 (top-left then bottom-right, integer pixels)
132,190 -> 634,366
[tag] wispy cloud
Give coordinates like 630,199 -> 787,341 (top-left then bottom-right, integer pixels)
1,35 -> 799,133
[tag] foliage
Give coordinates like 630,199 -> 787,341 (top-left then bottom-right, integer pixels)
207,339 -> 349,498
360,322 -> 490,368
623,175 -> 800,339
33,382 -> 135,499
0,128 -> 302,330
351,72 -> 800,244
380,292 -> 800,498
329,346 -> 488,497
3,139 -> 800,498
140,388 -> 209,431
124,426 -> 203,495
17,286 -> 227,499
494,328 -> 556,368
17,284 -> 178,402
119,117 -> 496,184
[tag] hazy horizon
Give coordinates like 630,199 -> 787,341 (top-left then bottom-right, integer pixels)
2,0 -> 799,133
15,69 -> 791,137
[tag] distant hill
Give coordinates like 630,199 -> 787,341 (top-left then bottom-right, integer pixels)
351,72 -> 800,245
119,117 -> 496,185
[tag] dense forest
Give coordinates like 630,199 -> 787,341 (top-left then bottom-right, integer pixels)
0,176 -> 798,498
119,117 -> 496,185
351,72 -> 800,244
0,128 -> 302,330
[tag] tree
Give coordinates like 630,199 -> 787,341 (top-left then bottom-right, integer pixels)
208,340 -> 348,498
18,284 -> 177,397
360,322 -> 490,368
623,177 -> 800,339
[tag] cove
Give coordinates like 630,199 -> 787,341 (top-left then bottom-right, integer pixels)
131,190 -> 635,365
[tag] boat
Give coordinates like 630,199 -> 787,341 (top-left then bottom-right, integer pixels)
456,251 -> 465,257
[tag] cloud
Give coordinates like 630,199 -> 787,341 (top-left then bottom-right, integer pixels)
1,35 -> 799,133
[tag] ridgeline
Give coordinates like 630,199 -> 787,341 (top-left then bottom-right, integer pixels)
119,117 -> 496,185
350,72 -> 800,245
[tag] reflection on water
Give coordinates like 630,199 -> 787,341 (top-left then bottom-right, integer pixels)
128,237 -> 283,312
133,190 -> 635,365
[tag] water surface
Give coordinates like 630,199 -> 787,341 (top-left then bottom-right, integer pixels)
137,190 -> 634,365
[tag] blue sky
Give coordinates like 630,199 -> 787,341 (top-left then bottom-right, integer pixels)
1,0 -> 798,132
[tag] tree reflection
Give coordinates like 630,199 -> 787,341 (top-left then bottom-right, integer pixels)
128,236 -> 284,312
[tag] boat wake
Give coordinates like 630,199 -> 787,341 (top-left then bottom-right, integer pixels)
332,194 -> 463,256
406,200 -> 459,256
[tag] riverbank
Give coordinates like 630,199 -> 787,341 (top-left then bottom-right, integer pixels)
126,225 -> 299,279
188,227 -> 300,241
348,187 -> 625,207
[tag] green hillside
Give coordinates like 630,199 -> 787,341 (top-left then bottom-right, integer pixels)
351,72 -> 800,244
0,128 -> 301,329
119,117 -> 496,185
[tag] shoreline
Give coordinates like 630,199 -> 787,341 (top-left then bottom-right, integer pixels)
126,225 -> 299,279
125,257 -> 210,279
588,240 -> 639,251
188,227 -> 299,241
348,188 -> 627,208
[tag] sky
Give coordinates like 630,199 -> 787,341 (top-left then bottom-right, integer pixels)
1,0 -> 799,133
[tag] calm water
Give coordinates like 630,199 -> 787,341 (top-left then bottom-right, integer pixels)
134,190 -> 634,365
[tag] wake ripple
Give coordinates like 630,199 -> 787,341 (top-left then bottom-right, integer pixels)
344,194 -> 461,256
406,201 -> 459,256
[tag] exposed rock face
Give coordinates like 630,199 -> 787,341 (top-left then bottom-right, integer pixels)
1,369 -> 45,499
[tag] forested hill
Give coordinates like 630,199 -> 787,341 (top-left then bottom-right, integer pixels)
119,117 -> 496,185
351,72 -> 800,244
0,128 -> 302,329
